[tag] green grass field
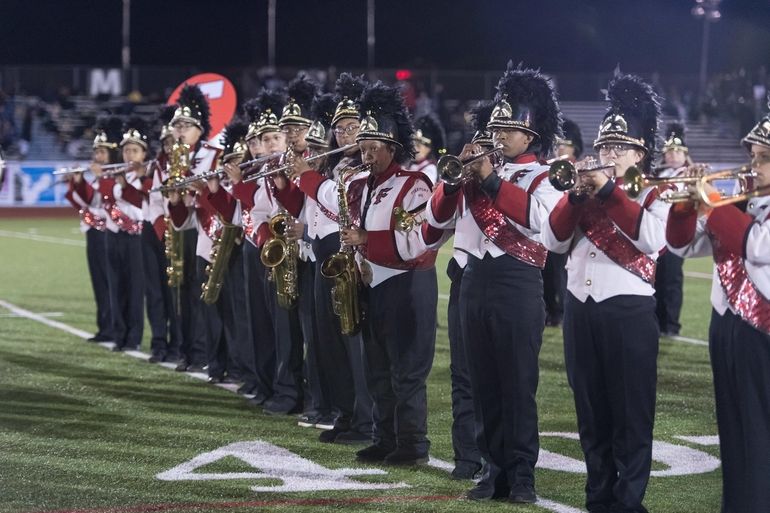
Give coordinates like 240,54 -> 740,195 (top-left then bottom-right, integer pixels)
0,217 -> 720,513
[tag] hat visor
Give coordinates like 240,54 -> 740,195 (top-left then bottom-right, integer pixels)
278,116 -> 312,127
742,134 -> 770,151
593,134 -> 647,153
355,131 -> 402,148
171,114 -> 203,130
485,121 -> 539,140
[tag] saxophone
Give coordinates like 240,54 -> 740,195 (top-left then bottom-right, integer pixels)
164,138 -> 190,289
320,163 -> 371,335
201,220 -> 243,305
260,211 -> 299,309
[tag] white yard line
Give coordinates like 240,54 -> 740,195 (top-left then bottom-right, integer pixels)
0,229 -> 85,247
0,311 -> 63,318
1,297 -> 587,513
684,270 -> 712,280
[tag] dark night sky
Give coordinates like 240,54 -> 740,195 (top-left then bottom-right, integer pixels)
0,0 -> 769,74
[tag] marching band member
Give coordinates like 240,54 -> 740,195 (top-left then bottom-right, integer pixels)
543,118 -> 583,327
409,113 -> 446,186
65,120 -> 119,344
105,118 -> 148,352
276,75 -> 331,425
666,107 -> 770,513
427,64 -> 562,502
144,108 -> 182,363
273,73 -> 374,443
165,85 -> 224,378
291,81 -> 437,465
654,123 -> 689,336
229,89 -> 304,415
541,72 -> 667,513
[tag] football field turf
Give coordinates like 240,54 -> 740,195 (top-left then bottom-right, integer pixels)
0,217 -> 720,513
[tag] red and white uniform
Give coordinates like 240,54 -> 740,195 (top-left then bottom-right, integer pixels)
72,177 -> 120,234
167,143 -> 222,262
109,171 -> 145,234
407,158 -> 438,187
296,160 -> 434,287
66,178 -> 110,234
666,195 -> 770,333
541,179 -> 671,301
427,153 -> 562,267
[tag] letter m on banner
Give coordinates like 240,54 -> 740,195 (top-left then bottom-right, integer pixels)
90,69 -> 123,96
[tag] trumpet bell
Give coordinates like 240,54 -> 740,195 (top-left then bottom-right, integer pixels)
548,160 -> 578,192
437,155 -> 464,185
622,166 -> 645,199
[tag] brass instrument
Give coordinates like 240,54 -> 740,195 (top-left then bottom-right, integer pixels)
54,160 -> 155,177
393,206 -> 426,232
150,152 -> 282,193
548,157 -> 616,193
164,139 -> 191,296
201,221 -> 243,304
260,212 -> 299,309
320,163 -> 370,335
242,144 -> 358,184
624,163 -> 769,207
437,146 -> 504,186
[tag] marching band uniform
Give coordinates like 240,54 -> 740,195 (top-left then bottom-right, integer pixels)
543,118 -> 583,327
408,113 -> 446,186
295,82 -> 437,465
276,76 -> 330,424
65,124 -> 117,343
427,65 -> 562,502
654,123 -> 688,336
165,86 -> 226,379
273,74 -> 374,443
666,109 -> 770,513
541,72 -> 667,513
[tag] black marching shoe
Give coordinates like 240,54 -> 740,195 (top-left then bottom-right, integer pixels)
383,446 -> 429,466
509,483 -> 537,504
451,461 -> 483,480
355,443 -> 395,463
466,481 -> 510,501
111,345 -> 125,352
148,353 -> 165,364
333,430 -> 372,445
88,334 -> 112,343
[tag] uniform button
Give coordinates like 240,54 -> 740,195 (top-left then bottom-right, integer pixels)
749,203 -> 755,209
590,252 -> 596,258
484,238 -> 490,244
585,279 -> 592,286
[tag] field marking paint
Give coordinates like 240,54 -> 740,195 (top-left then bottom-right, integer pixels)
0,311 -> 63,318
684,270 -> 713,280
157,440 -> 409,492
676,435 -> 720,446
0,229 -> 85,247
0,300 -> 92,339
665,334 -> 709,346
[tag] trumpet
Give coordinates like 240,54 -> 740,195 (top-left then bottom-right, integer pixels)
624,163 -> 768,207
437,146 -> 504,186
242,144 -> 358,184
548,158 -> 616,193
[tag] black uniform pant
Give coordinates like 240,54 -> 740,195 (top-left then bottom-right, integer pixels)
543,251 -> 567,325
564,292 -> 659,513
141,221 -> 181,360
105,230 -> 144,349
264,261 -> 304,413
194,256 -> 227,377
177,228 -> 206,366
297,257 -> 329,417
654,251 -> 684,335
219,243 -> 252,381
363,268 -> 437,454
709,309 -> 770,513
446,258 -> 481,468
85,228 -> 112,339
461,254 -> 543,491
244,242 -> 275,402
313,233 -> 373,434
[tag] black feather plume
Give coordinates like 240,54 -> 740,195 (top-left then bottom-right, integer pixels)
561,118 -> 584,158
664,122 -> 685,142
96,116 -> 124,144
242,98 -> 262,124
414,113 -> 446,154
311,93 -> 338,127
494,61 -> 562,156
158,105 -> 176,126
220,117 -> 249,156
286,74 -> 319,118
255,88 -> 287,118
177,84 -> 211,138
358,81 -> 415,158
469,100 -> 495,134
334,72 -> 367,102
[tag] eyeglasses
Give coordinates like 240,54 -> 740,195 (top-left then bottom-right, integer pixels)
281,126 -> 306,135
598,144 -> 634,156
333,125 -> 360,136
172,121 -> 195,130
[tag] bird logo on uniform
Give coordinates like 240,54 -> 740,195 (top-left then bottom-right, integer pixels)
373,187 -> 393,205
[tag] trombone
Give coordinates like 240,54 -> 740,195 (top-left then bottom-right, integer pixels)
242,143 -> 358,184
548,158 -> 615,193
437,146 -> 503,186
623,164 -> 769,207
